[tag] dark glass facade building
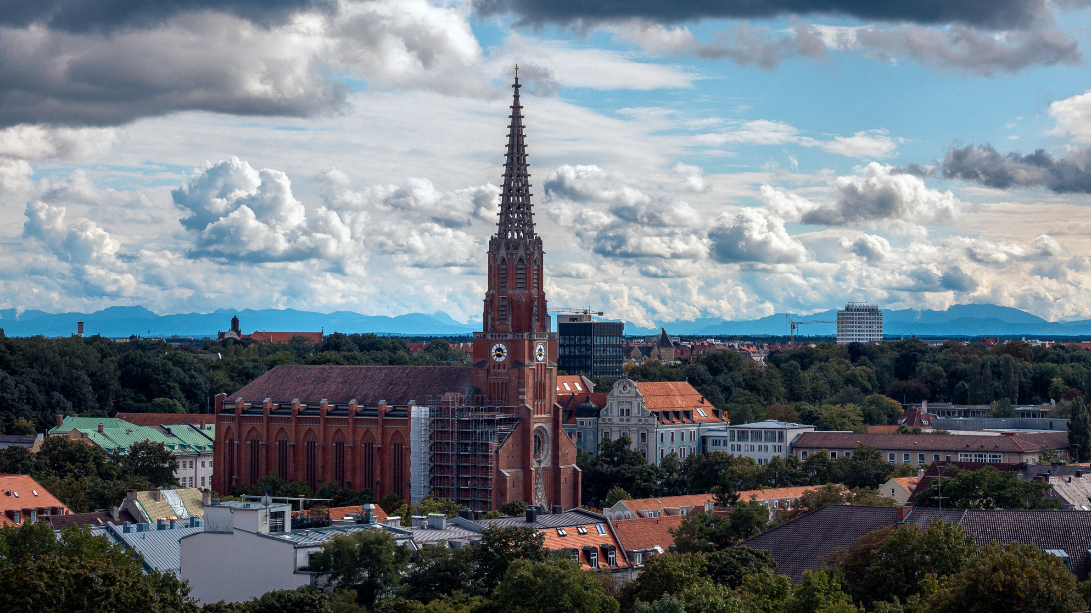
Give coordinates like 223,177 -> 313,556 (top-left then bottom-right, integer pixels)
557,321 -> 624,378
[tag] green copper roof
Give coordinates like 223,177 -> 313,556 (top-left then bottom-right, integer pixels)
49,417 -> 214,455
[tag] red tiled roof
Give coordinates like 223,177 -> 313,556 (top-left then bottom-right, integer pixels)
793,432 -> 1064,454
227,365 -> 475,405
891,477 -> 919,491
736,485 -> 843,502
115,413 -> 212,427
619,494 -> 716,515
867,425 -> 899,434
247,332 -> 323,343
611,514 -> 686,551
328,505 -> 388,523
0,475 -> 70,527
47,508 -> 139,529
541,523 -> 631,570
556,375 -> 590,394
633,381 -> 722,422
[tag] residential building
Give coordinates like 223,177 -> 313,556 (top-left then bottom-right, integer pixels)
880,476 -> 920,506
215,71 -> 582,513
734,485 -> 846,517
890,406 -> 933,428
559,391 -> 609,454
702,420 -> 816,465
48,507 -> 139,530
50,415 -> 215,489
0,433 -> 43,451
611,514 -> 686,561
0,474 -> 70,526
105,518 -> 204,573
118,487 -> 208,522
452,507 -> 636,576
1019,465 -> 1091,510
557,315 -> 624,378
597,379 -> 727,465
836,302 -> 882,344
746,505 -> 1091,581
790,432 -> 1067,465
604,494 -> 716,520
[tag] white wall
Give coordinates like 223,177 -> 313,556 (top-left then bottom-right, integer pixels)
180,530 -> 311,604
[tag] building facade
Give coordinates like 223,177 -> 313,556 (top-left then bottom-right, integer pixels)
557,316 -> 624,378
596,379 -> 726,465
213,70 -> 581,512
701,420 -> 816,465
836,302 -> 883,344
790,432 -> 1068,465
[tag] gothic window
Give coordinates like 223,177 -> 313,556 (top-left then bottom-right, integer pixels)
275,432 -> 289,480
499,297 -> 508,323
533,260 -> 539,290
361,434 -> 376,489
516,259 -> 526,290
225,430 -> 236,484
333,433 -> 346,487
247,434 -> 260,485
499,259 -> 508,290
304,433 -> 317,493
534,433 -> 543,458
391,434 -> 405,500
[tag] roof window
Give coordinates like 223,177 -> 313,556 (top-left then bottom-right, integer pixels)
577,526 -> 588,535
575,383 -> 582,390
563,383 -> 571,391
596,524 -> 607,535
557,528 -> 567,536
695,408 -> 706,418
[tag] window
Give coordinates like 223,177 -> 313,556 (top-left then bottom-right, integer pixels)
778,431 -> 785,442
933,453 -> 940,461
829,452 -> 837,459
498,297 -> 507,323
801,451 -> 809,458
596,524 -> 607,534
189,476 -> 194,487
959,453 -> 1003,463
695,407 -> 706,417
660,433 -> 665,443
588,550 -> 598,567
888,452 -> 895,462
640,432 -> 647,444
576,432 -> 584,442
670,432 -> 675,443
730,430 -> 736,441
660,449 -> 665,459
606,549 -> 616,566
499,261 -> 507,290
602,431 -> 610,440
557,528 -> 567,536
201,461 -> 205,469
918,453 -> 926,465
269,511 -> 285,533
516,259 -> 526,290
738,431 -> 749,442
570,550 -> 580,563
680,447 -> 687,458
903,453 -> 910,463
201,477 -> 205,487
633,552 -> 643,565
690,430 -> 696,441
577,526 -> 588,535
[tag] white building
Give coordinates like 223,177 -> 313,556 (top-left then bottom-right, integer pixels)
701,420 -> 816,465
836,302 -> 883,344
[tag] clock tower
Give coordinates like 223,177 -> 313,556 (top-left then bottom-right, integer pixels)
473,67 -> 557,415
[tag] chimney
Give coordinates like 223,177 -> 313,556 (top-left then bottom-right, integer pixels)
157,519 -> 167,530
427,513 -> 446,530
917,469 -> 924,479
896,507 -> 912,522
552,505 -> 563,515
412,516 -> 427,528
1077,470 -> 1084,478
98,424 -> 104,434
473,510 -> 483,520
110,507 -> 120,522
200,419 -> 205,430
525,506 -> 539,523
56,414 -> 64,427
202,490 -> 211,506
385,516 -> 402,528
363,504 -> 377,525
458,508 -> 472,520
151,489 -> 161,502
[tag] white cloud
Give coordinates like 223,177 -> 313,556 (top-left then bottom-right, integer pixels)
1049,90 -> 1091,143
840,233 -> 892,261
708,208 -> 808,264
23,201 -> 119,264
172,157 -> 355,262
697,121 -> 903,158
672,162 -> 711,193
0,125 -> 116,160
818,129 -> 902,158
697,120 -> 800,146
803,163 -> 960,226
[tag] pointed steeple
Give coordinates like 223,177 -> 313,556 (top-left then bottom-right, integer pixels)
496,66 -> 535,242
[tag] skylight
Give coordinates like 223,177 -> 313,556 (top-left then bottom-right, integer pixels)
695,408 -> 706,417
563,383 -> 571,391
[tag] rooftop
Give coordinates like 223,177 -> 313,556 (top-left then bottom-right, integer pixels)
719,420 -> 814,430
461,508 -> 609,531
0,474 -> 70,526
106,522 -> 203,572
226,365 -> 474,406
792,431 -> 1067,454
631,381 -> 722,423
611,514 -> 686,552
616,494 -> 715,515
135,488 -> 205,521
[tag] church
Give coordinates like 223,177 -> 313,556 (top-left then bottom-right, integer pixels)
212,70 -> 582,511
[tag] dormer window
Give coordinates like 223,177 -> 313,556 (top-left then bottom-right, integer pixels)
588,550 -> 598,567
606,549 -> 616,566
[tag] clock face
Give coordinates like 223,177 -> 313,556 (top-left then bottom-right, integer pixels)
535,343 -> 546,362
491,343 -> 508,362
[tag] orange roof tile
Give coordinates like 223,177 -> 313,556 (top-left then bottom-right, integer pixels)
0,474 -> 70,527
611,514 -> 686,551
891,477 -> 919,491
327,504 -> 388,523
620,493 -> 716,515
556,375 -> 589,394
868,425 -> 899,434
735,485 -> 844,502
540,522 -> 631,571
633,381 -> 722,422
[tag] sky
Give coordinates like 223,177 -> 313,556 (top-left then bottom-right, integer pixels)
2,0 -> 1091,328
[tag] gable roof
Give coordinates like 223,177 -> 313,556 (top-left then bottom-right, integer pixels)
50,417 -> 214,455
618,494 -> 716,515
106,522 -> 204,572
611,514 -> 686,552
736,485 -> 844,503
226,365 -> 475,406
891,477 -> 920,492
328,504 -> 389,523
48,508 -> 139,530
0,474 -> 70,526
556,375 -> 591,394
541,521 -> 631,571
743,505 -> 900,581
632,381 -> 721,422
657,329 -> 674,348
115,413 -> 212,427
793,432 -> 1065,454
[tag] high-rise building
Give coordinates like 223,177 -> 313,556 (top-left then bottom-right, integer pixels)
557,314 -> 624,378
837,302 -> 883,344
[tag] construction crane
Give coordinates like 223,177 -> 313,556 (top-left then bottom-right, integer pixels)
786,315 -> 835,347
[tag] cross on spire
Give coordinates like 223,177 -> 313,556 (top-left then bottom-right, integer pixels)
496,67 -> 535,242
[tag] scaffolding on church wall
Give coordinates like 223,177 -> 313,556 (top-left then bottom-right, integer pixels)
409,405 -> 431,504
427,393 -> 520,511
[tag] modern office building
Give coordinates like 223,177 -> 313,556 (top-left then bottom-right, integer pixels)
836,302 -> 883,344
557,314 -> 624,378
701,420 -> 816,465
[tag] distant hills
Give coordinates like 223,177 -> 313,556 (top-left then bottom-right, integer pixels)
1,303 -> 1089,340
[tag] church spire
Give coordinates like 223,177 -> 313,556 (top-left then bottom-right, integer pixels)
496,67 -> 535,242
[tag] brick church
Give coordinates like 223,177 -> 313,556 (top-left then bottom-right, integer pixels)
212,70 -> 581,511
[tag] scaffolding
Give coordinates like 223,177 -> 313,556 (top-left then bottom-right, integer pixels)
428,393 -> 520,511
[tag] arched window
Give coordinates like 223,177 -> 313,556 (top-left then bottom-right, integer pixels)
361,432 -> 376,492
391,433 -> 405,500
534,433 -> 543,457
247,433 -> 261,485
304,432 -> 318,493
224,429 -> 237,488
498,259 -> 508,291
333,432 -> 346,487
275,431 -> 290,480
516,259 -> 526,290
533,259 -> 539,290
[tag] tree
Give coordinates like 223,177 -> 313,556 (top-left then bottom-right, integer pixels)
856,521 -> 978,606
491,557 -> 619,613
787,569 -> 858,613
988,398 -> 1016,418
499,500 -> 528,517
247,587 -> 331,613
472,526 -> 548,593
842,445 -> 893,490
670,514 -> 733,554
1037,444 -> 1059,465
604,487 -> 631,509
400,545 -> 479,603
779,484 -> 846,522
308,529 -> 411,608
926,542 -> 1084,613
817,405 -> 865,432
619,552 -> 710,609
119,440 -> 177,487
914,465 -> 1061,510
1069,398 -> 1091,463
705,546 -> 777,588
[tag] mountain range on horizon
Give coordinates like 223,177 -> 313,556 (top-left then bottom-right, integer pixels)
0,303 -> 1089,340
